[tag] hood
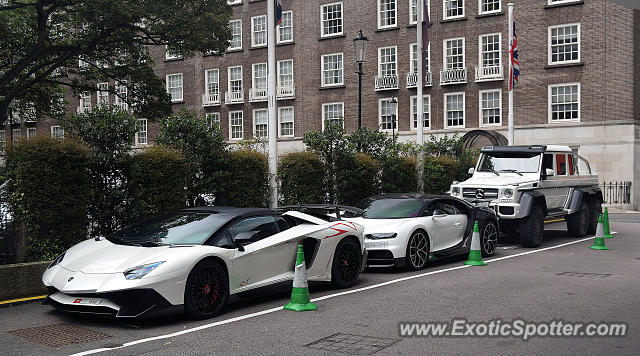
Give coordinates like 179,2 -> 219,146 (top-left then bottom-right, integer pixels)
459,173 -> 539,187
345,217 -> 410,233
60,239 -> 173,274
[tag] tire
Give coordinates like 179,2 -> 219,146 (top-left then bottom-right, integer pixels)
404,230 -> 430,271
480,220 -> 498,257
518,205 -> 544,247
184,259 -> 229,320
567,200 -> 589,237
587,199 -> 602,235
331,238 -> 362,289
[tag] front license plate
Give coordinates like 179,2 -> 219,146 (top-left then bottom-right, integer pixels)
474,202 -> 489,207
72,298 -> 103,305
366,241 -> 389,249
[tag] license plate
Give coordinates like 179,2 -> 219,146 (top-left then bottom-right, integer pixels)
72,298 -> 103,305
474,202 -> 489,207
366,241 -> 389,249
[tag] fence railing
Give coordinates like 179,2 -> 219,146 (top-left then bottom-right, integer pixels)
600,181 -> 632,205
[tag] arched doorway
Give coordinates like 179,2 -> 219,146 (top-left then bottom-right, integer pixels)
462,130 -> 508,150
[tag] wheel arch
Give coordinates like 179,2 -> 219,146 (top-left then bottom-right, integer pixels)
191,256 -> 230,280
516,191 -> 548,218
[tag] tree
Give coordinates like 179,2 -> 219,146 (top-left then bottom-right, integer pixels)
0,0 -> 233,126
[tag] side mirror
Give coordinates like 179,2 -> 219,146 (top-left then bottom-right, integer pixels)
235,231 -> 258,243
432,210 -> 448,218
545,168 -> 556,177
468,167 -> 475,175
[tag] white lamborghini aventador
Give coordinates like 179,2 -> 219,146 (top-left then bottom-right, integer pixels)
42,206 -> 366,319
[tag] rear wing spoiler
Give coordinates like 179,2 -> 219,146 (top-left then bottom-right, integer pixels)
276,204 -> 364,220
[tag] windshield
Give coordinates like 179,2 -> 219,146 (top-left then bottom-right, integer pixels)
358,199 -> 424,219
108,211 -> 226,246
478,153 -> 541,174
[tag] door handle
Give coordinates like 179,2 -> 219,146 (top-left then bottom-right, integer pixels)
454,222 -> 462,228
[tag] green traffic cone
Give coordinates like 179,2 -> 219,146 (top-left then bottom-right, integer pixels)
283,244 -> 317,311
464,221 -> 487,266
590,215 -> 609,250
603,207 -> 614,238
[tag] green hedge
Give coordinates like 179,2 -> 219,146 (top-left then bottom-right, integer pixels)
278,151 -> 325,205
221,149 -> 269,207
337,153 -> 381,205
423,155 -> 460,195
125,146 -> 188,222
5,137 -> 92,262
381,155 -> 418,193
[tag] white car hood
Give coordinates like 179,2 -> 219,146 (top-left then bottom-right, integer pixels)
460,173 -> 538,186
345,217 -> 410,233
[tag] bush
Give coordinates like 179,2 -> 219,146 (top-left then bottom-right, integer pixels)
5,137 -> 92,262
423,155 -> 460,195
381,155 -> 418,193
336,153 -> 381,205
125,146 -> 188,222
221,149 -> 269,207
278,152 -> 325,205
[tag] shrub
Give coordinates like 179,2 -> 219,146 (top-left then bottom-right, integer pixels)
336,153 -> 381,205
278,152 -> 325,205
5,137 -> 92,262
221,149 -> 269,207
125,146 -> 188,222
423,155 -> 460,195
381,155 -> 418,193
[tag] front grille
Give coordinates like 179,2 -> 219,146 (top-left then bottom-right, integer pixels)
499,206 -> 515,215
463,188 -> 499,199
366,250 -> 395,266
46,289 -> 170,318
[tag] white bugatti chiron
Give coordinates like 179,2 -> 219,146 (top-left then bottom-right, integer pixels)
42,206 -> 366,319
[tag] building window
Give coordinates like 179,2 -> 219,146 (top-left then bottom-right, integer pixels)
251,15 -> 267,47
229,111 -> 244,140
321,53 -> 344,87
12,129 -> 21,142
227,0 -> 241,5
136,119 -> 147,145
378,46 -> 397,77
378,0 -> 397,29
479,33 -> 501,68
253,109 -> 268,138
96,82 -> 109,106
321,2 -> 343,37
410,0 -> 429,25
445,92 -> 465,128
278,59 -> 294,88
444,38 -> 465,69
379,98 -> 397,131
443,0 -> 464,20
252,63 -> 267,95
206,112 -> 220,128
51,126 -> 64,139
548,23 -> 580,65
165,45 -> 182,60
480,89 -> 501,126
277,11 -> 293,43
228,66 -> 243,92
166,74 -> 183,102
549,83 -> 580,122
79,92 -> 91,113
322,102 -> 344,128
479,0 -> 501,15
26,127 -> 36,139
114,82 -> 128,110
229,20 -> 242,50
0,130 -> 4,149
411,95 -> 430,130
410,43 -> 430,73
279,107 -> 294,137
205,69 -> 219,96
79,57 -> 90,69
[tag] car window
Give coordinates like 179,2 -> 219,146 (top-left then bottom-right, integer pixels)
427,201 -> 457,215
452,201 -> 468,216
275,216 -> 290,231
556,154 -> 567,176
542,154 -> 553,173
229,216 -> 279,245
567,154 -> 575,175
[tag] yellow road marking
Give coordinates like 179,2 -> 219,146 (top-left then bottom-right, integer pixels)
544,218 -> 565,223
0,295 -> 47,305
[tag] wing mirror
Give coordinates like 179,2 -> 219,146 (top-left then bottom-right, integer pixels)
432,210 -> 448,218
468,167 -> 475,175
544,168 -> 556,178
234,231 -> 259,251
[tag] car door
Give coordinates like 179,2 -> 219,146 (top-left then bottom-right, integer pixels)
424,200 -> 460,251
538,153 -> 558,210
554,153 -> 572,208
229,215 -> 298,292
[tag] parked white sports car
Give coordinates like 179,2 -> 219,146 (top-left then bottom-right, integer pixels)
344,194 -> 499,270
42,206 -> 366,319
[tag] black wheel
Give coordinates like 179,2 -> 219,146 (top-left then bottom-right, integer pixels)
404,230 -> 430,271
567,200 -> 589,237
331,238 -> 362,289
519,205 -> 544,247
184,259 -> 229,320
587,199 -> 602,235
481,221 -> 498,257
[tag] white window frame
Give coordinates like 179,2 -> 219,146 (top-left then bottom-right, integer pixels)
278,106 -> 295,138
479,89 -> 502,127
227,0 -> 242,5
547,0 -> 581,5
135,118 -> 148,146
205,69 -> 220,96
321,102 -> 345,129
79,92 -> 91,112
409,0 -> 430,25
444,92 -> 465,128
443,37 -> 465,69
378,98 -> 398,132
206,112 -> 221,127
443,0 -> 465,20
321,53 -> 344,87
548,23 -> 581,65
377,0 -> 397,30
478,0 -> 501,15
12,128 -> 21,142
277,59 -> 294,88
410,42 -> 430,73
320,2 -> 343,38
251,15 -> 267,48
277,11 -> 293,44
478,33 -> 502,68
166,73 -> 183,102
165,45 -> 181,60
0,130 -> 4,148
229,20 -> 243,50
229,110 -> 244,140
96,82 -> 109,106
253,109 -> 268,138
410,95 -> 431,130
378,46 -> 398,77
252,63 -> 267,91
548,82 -> 581,123
26,127 -> 36,139
228,66 -> 243,93
114,82 -> 128,111
51,126 -> 64,139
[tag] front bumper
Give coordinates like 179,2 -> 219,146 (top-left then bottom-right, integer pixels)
364,239 -> 406,267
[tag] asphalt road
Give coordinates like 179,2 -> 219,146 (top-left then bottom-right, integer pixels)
0,214 -> 638,356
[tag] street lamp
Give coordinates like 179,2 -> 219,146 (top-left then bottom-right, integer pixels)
353,30 -> 368,130
389,96 -> 397,145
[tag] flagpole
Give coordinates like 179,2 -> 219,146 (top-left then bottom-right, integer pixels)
416,0 -> 425,192
267,0 -> 278,207
507,2 -> 514,146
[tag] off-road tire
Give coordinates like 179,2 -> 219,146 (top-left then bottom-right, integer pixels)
518,205 -> 544,247
586,198 -> 602,235
567,200 -> 589,237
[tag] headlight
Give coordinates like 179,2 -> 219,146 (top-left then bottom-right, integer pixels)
365,233 -> 397,240
48,252 -> 66,269
451,187 -> 461,196
123,261 -> 165,280
502,189 -> 513,198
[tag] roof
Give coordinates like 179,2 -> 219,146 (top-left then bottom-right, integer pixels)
182,206 -> 275,219
481,145 -> 572,154
367,193 -> 453,201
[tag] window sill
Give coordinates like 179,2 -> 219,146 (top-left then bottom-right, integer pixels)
544,1 -> 584,9
441,16 -> 467,23
250,45 -> 267,50
226,48 -> 244,54
476,11 -> 504,18
164,58 -> 183,62
319,34 -> 346,41
277,41 -> 295,47
171,100 -> 185,104
375,26 -> 399,33
544,61 -> 584,69
319,84 -> 346,90
407,23 -> 416,28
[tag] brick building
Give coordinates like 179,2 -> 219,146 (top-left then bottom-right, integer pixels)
4,0 -> 639,208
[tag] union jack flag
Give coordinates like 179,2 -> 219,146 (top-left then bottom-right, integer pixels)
275,0 -> 283,26
509,20 -> 519,90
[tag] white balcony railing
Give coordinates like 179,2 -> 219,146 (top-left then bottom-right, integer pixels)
276,85 -> 295,100
225,91 -> 244,104
202,93 -> 220,106
249,88 -> 268,102
475,65 -> 504,82
374,74 -> 398,91
76,106 -> 91,114
440,68 -> 467,85
406,72 -> 433,88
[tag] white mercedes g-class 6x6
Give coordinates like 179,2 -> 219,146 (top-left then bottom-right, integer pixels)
449,145 -> 602,247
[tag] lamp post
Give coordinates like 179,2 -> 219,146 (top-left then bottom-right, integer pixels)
389,96 -> 397,146
353,30 -> 368,130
